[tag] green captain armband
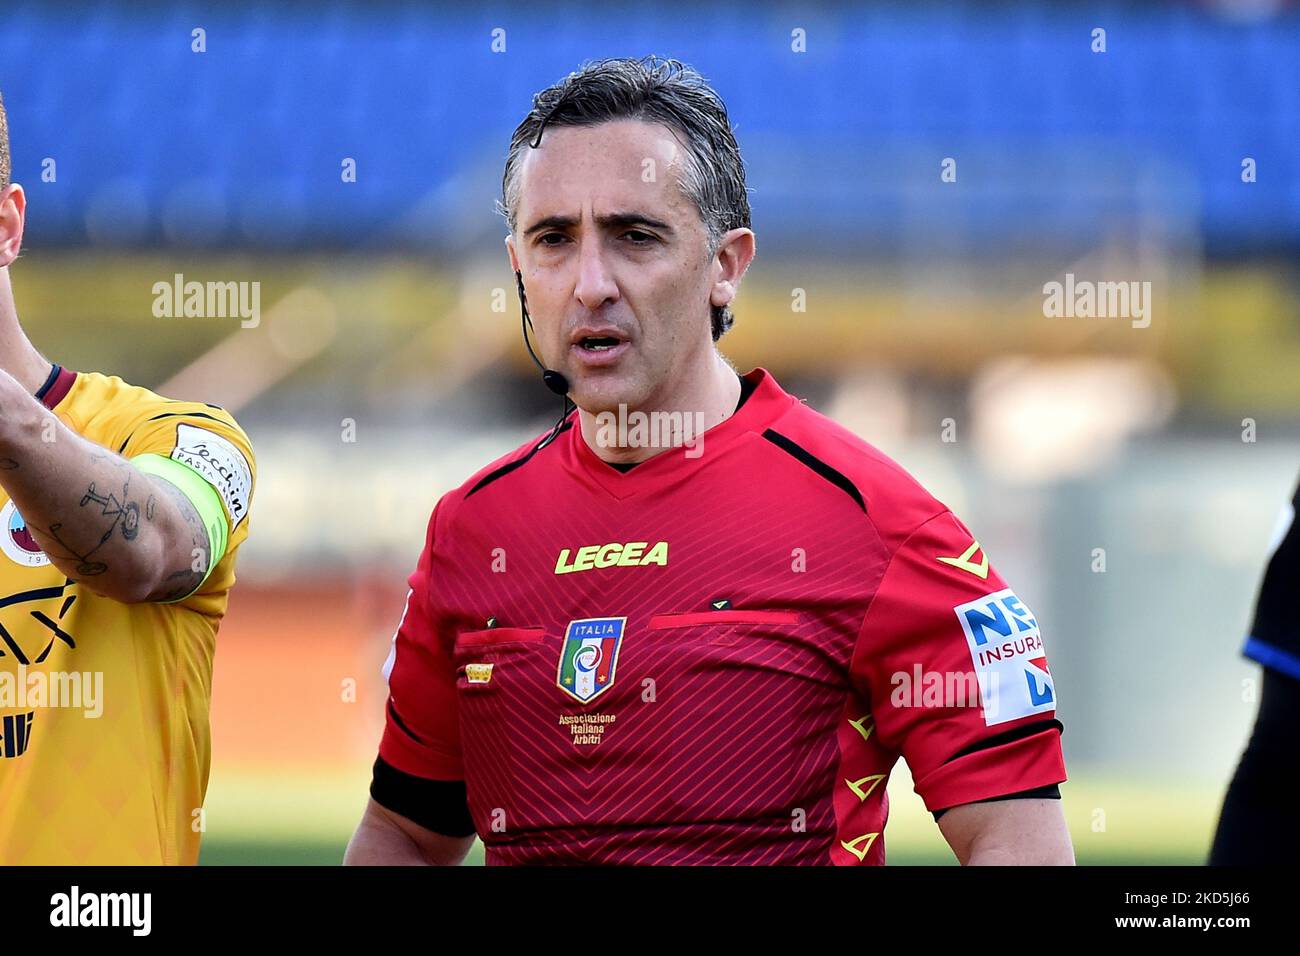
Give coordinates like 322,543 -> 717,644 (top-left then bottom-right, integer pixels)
131,452 -> 231,601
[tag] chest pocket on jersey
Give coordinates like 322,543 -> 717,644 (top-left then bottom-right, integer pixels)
452,626 -> 546,693
643,609 -> 811,819
455,626 -> 545,649
648,610 -> 799,644
449,625 -> 546,822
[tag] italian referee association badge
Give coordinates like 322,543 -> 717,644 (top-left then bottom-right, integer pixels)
557,617 -> 627,704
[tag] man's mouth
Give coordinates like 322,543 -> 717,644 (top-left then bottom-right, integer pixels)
570,330 -> 631,366
577,335 -> 623,352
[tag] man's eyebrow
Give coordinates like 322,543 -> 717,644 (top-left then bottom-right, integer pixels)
521,214 -> 578,238
521,211 -> 676,238
596,212 -> 675,235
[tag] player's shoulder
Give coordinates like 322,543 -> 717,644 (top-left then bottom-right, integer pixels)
67,370 -> 249,445
765,395 -> 948,543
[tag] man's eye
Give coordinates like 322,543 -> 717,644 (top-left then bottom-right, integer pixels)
538,233 -> 568,246
623,231 -> 656,244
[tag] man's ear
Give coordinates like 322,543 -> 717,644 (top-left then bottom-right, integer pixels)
709,227 -> 756,310
505,234 -> 521,274
0,184 -> 27,269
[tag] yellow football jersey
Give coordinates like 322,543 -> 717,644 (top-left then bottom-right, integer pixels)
0,368 -> 256,865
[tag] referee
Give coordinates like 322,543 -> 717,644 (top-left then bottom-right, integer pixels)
345,56 -> 1071,866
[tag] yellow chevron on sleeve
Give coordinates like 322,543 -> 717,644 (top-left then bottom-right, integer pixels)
840,832 -> 880,862
936,540 -> 989,580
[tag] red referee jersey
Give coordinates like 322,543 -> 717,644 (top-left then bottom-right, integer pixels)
376,367 -> 1066,864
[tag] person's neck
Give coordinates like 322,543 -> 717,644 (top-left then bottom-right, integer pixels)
578,350 -> 742,465
0,268 -> 56,396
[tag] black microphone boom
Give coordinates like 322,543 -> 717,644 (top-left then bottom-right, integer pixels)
515,269 -> 570,396
514,269 -> 573,451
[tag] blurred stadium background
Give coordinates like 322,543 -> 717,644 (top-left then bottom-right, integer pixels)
2,0 -> 1298,864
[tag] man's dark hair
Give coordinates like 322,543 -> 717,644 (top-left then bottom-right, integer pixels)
0,90 -> 10,191
499,56 -> 752,342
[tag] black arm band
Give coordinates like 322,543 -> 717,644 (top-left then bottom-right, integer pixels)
369,755 -> 477,838
932,783 -> 1062,822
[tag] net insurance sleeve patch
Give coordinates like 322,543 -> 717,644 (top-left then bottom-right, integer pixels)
953,587 -> 1055,726
169,423 -> 253,529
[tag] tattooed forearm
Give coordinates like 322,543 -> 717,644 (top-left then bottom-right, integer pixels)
0,369 -> 220,604
38,471 -> 147,577
33,521 -> 110,576
149,475 -> 211,601
80,478 -> 141,541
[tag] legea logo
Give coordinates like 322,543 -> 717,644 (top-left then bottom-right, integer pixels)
554,540 -> 668,575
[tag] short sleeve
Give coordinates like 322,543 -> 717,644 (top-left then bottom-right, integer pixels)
851,510 -> 1066,812
377,499 -> 463,780
117,406 -> 254,536
111,400 -> 256,613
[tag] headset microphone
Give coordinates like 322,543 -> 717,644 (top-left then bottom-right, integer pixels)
515,269 -> 573,449
542,368 -> 570,398
516,270 -> 570,396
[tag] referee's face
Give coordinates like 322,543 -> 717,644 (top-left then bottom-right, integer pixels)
506,119 -> 723,415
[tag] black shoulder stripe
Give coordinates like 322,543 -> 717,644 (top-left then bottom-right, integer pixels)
116,411 -> 234,454
942,718 -> 1064,765
144,410 -> 232,426
761,429 -> 867,513
466,419 -> 573,499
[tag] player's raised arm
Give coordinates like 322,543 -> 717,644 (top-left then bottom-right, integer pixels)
0,370 -> 223,604
0,184 -> 229,605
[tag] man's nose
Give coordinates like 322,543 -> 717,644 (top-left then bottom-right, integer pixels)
573,236 -> 619,311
